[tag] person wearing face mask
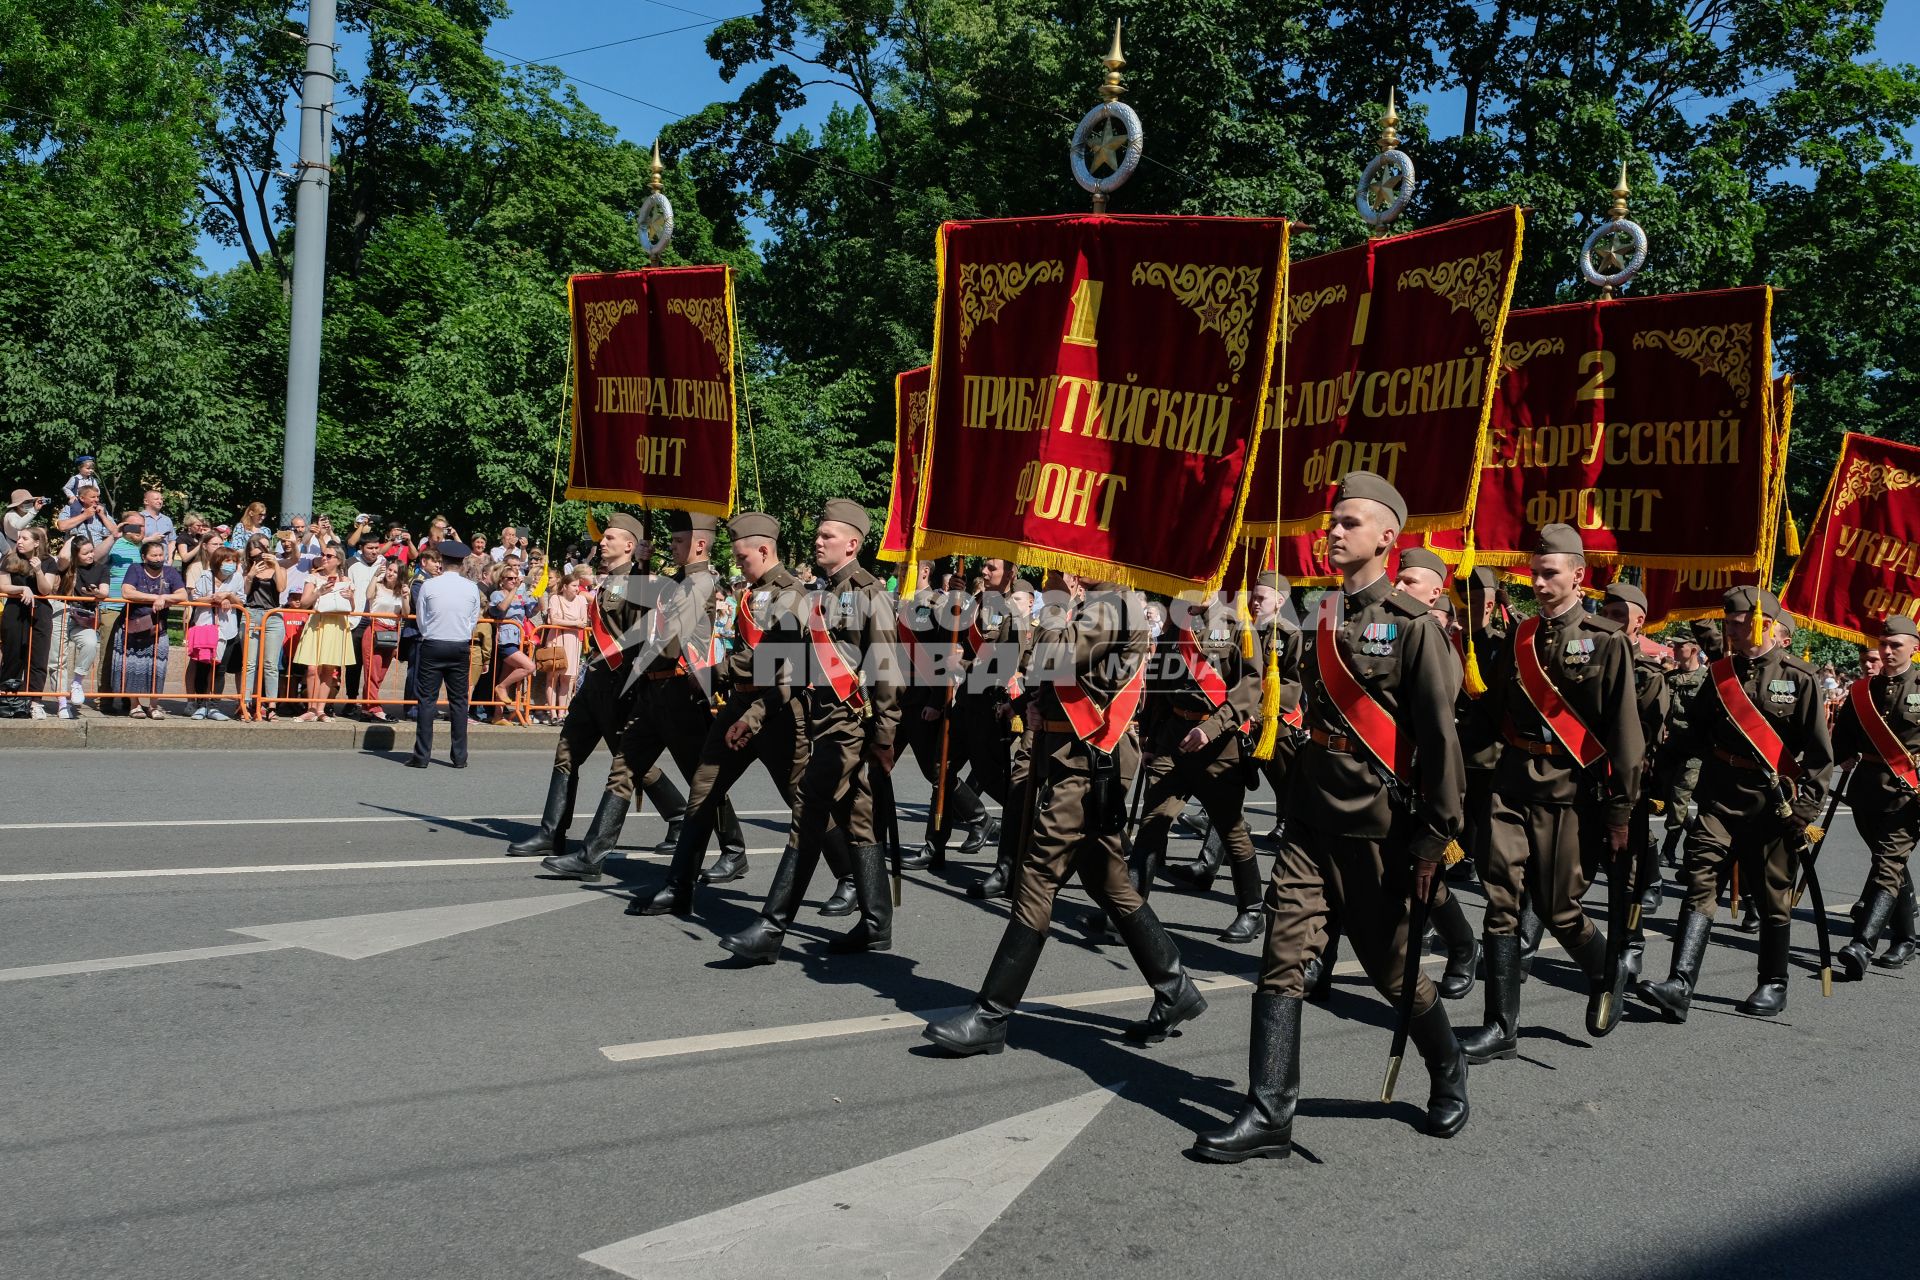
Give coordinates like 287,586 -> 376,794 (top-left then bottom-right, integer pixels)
54,536 -> 111,717
1637,586 -> 1832,1020
185,547 -> 245,719
116,538 -> 189,717
1823,615 -> 1920,977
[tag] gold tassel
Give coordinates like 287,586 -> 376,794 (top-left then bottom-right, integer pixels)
1784,511 -> 1801,557
1252,639 -> 1281,761
1442,839 -> 1466,867
585,510 -> 602,542
1457,527 -> 1487,696
1751,607 -> 1766,648
1237,589 -> 1256,660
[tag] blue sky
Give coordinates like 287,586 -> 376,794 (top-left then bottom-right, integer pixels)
196,0 -> 1920,273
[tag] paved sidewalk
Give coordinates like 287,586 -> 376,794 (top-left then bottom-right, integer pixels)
0,713 -> 553,751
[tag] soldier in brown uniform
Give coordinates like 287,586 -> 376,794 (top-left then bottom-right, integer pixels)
967,575 -> 1041,901
933,558 -> 1027,866
1638,586 -> 1832,1019
1458,525 -> 1642,1063
628,512 -> 852,916
1128,590 -> 1265,942
1826,615 -> 1920,976
507,514 -> 693,877
923,574 -> 1209,1055
545,512 -> 748,882
1192,472 -> 1469,1161
1598,582 -> 1671,979
895,563 -> 995,870
719,500 -> 905,961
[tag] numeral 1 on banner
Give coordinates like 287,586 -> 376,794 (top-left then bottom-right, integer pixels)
1063,278 -> 1104,348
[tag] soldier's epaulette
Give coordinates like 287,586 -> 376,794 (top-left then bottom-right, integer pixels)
1585,613 -> 1624,634
1382,588 -> 1428,618
1777,650 -> 1818,678
847,567 -> 877,589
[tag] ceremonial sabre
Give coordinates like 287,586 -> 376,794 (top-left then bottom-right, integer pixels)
1382,847 -> 1454,1103
1789,767 -> 1851,996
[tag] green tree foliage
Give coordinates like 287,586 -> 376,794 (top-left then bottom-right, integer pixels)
2,0 -> 1916,584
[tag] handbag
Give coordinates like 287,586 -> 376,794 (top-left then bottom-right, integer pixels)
185,623 -> 219,663
373,629 -> 401,653
534,642 -> 569,676
124,608 -> 156,638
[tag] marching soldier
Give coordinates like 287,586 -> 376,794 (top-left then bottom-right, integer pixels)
1458,524 -> 1643,1065
1163,570 -> 1300,889
628,512 -> 853,916
506,515 -> 693,878
1638,586 -> 1833,1020
1598,583 -> 1671,979
1192,472 -> 1469,1162
718,500 -> 905,962
1129,589 -> 1265,943
1828,615 -> 1920,976
943,558 -> 1028,860
1658,633 -> 1711,868
967,575 -> 1042,901
1459,567 -> 1509,883
896,562 -> 995,870
924,570 -> 1208,1055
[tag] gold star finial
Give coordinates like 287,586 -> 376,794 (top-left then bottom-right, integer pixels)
649,138 -> 664,195
1378,87 -> 1400,152
1609,158 -> 1630,221
1100,19 -> 1125,103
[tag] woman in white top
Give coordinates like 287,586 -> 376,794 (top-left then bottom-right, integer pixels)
359,556 -> 408,720
293,546 -> 357,721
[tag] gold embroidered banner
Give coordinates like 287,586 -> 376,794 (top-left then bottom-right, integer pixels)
566,265 -> 738,516
878,365 -> 930,562
1779,428 -> 1920,645
1469,286 -> 1774,568
913,213 -> 1291,595
1242,207 -> 1525,537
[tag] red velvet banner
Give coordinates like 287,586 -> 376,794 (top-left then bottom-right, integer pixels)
1642,566 -> 1761,631
566,265 -> 738,516
1780,432 -> 1920,645
913,214 -> 1290,595
878,365 -> 930,561
1469,286 -> 1774,568
1242,208 -> 1524,536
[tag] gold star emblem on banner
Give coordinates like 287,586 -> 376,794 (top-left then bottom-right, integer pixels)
1086,120 -> 1125,175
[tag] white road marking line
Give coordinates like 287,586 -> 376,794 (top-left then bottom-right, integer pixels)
580,1085 -> 1121,1280
0,847 -> 791,884
0,891 -> 600,982
0,940 -> 294,984
0,809 -> 817,833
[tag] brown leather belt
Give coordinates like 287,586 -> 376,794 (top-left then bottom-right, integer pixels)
1172,707 -> 1211,722
644,669 -> 683,682
1308,727 -> 1358,754
1037,718 -> 1076,734
1713,745 -> 1766,771
1502,726 -> 1569,758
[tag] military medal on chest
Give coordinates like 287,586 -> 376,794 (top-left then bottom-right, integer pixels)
1767,677 -> 1796,705
1359,621 -> 1395,656
1564,636 -> 1594,665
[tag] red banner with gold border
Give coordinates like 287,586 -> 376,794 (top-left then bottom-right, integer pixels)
1780,432 -> 1920,645
1468,286 -> 1774,568
913,214 -> 1290,595
566,265 -> 738,516
1242,208 -> 1524,537
877,365 -> 930,562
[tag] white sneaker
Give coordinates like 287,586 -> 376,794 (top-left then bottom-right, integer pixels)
191,707 -> 209,720
69,681 -> 85,707
30,703 -> 49,720
58,706 -> 77,720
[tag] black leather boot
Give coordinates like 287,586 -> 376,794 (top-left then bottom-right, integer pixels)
1457,935 -> 1520,1063
922,919 -> 1046,1056
1407,1000 -> 1470,1138
1736,920 -> 1790,1016
696,798 -> 749,883
699,846 -> 749,885
718,842 -> 819,964
1189,994 -> 1299,1162
644,771 -> 687,854
1517,897 -> 1545,982
968,855 -> 1013,901
1638,843 -> 1664,916
1303,929 -> 1340,1002
629,801 -> 714,916
1566,929 -> 1628,1038
818,830 -> 857,915
507,768 -> 573,857
1661,824 -> 1684,868
1114,904 -> 1207,1043
1431,892 -> 1479,1001
1219,855 -> 1265,944
946,780 -> 990,858
1638,908 -> 1710,1023
1625,922 -> 1648,981
1737,897 -> 1760,933
540,791 -> 627,880
1875,876 -> 1917,969
1839,889 -> 1896,981
1165,827 -> 1227,893
826,843 -> 893,953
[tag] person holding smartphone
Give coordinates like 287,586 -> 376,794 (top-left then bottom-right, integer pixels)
292,546 -> 356,720
53,536 -> 110,717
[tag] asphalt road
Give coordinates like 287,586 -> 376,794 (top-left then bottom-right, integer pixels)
1,745 -> 1913,1280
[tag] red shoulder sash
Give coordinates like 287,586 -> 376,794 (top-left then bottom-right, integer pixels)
1849,677 -> 1919,792
807,593 -> 864,708
1313,597 -> 1411,779
1176,626 -> 1231,708
1512,616 -> 1608,768
1055,660 -> 1145,753
1711,655 -> 1801,779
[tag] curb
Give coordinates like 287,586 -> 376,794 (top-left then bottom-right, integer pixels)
0,718 -> 556,752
